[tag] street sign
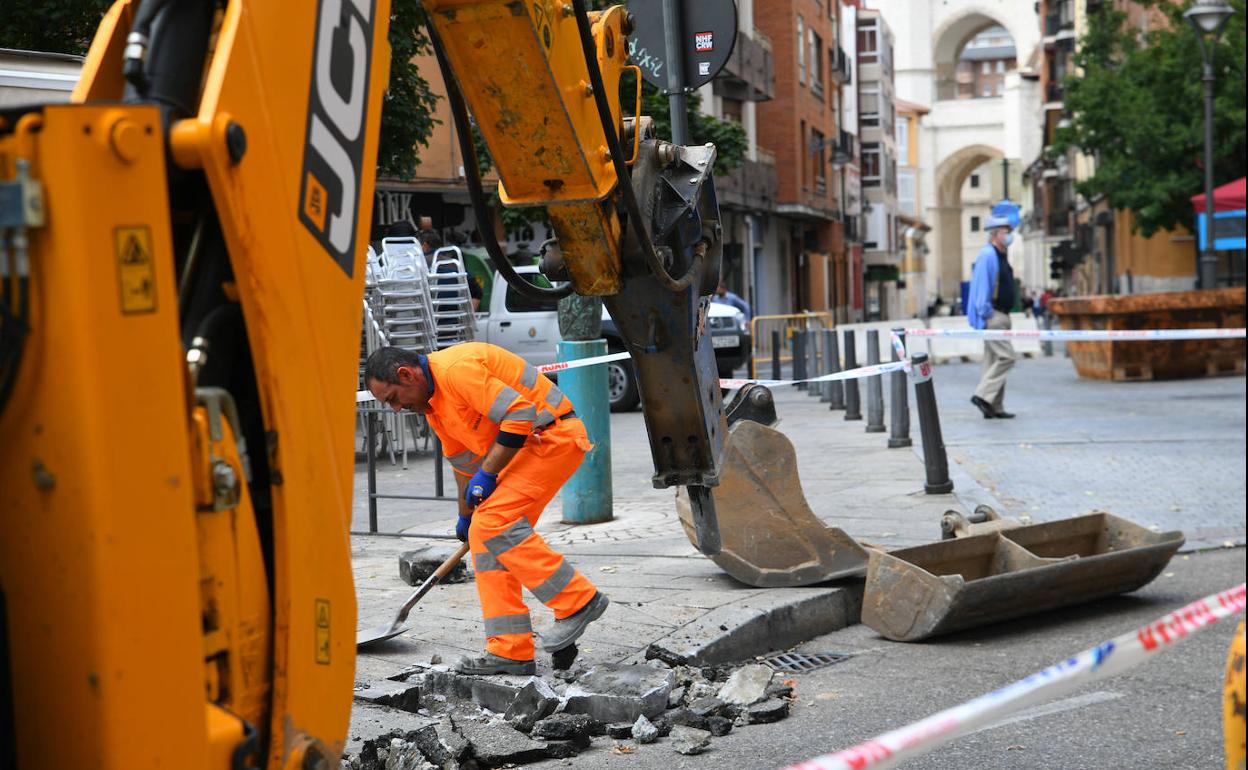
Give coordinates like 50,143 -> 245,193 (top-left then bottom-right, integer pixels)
626,0 -> 738,91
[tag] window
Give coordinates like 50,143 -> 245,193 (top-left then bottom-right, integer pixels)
996,60 -> 1006,74
810,30 -> 824,96
898,169 -> 916,216
982,61 -> 991,75
862,142 -> 881,186
797,16 -> 806,85
722,98 -> 743,123
800,120 -> 808,188
812,128 -> 827,193
895,117 -> 910,165
982,84 -> 992,98
860,85 -> 879,127
970,215 -> 981,232
970,174 -> 980,188
857,19 -> 878,64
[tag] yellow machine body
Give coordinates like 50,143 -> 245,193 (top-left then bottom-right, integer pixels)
0,0 -> 390,766
423,0 -> 631,295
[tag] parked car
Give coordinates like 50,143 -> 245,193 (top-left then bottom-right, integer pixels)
475,266 -> 751,411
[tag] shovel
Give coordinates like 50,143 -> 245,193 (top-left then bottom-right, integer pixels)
356,542 -> 471,648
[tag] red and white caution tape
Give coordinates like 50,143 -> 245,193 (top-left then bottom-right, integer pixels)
719,360 -> 908,390
903,327 -> 1246,342
785,583 -> 1248,770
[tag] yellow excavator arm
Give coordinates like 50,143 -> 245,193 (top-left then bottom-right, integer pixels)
0,0 -> 722,767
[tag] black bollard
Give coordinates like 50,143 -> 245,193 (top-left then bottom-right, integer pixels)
820,329 -> 834,403
771,330 -> 782,381
807,327 -> 822,397
827,330 -> 845,410
865,330 -> 886,432
912,353 -> 953,494
888,328 -> 912,448
843,329 -> 862,420
794,330 -> 808,389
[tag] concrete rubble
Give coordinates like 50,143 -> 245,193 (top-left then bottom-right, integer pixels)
398,545 -> 470,586
343,658 -> 797,768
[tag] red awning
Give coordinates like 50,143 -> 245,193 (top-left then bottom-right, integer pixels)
1191,177 -> 1247,213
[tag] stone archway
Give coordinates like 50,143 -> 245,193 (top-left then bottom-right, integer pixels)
933,143 -> 1003,300
931,8 -> 1036,101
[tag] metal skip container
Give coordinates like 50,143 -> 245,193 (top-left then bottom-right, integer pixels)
861,510 -> 1185,642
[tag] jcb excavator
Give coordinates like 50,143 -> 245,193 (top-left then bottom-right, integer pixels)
0,0 -> 1186,767
0,0 -> 725,766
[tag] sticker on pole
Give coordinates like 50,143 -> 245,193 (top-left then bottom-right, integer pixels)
626,0 -> 737,90
910,359 -> 933,384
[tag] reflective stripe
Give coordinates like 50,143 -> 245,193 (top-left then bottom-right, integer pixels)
483,613 -> 532,637
530,559 -> 576,603
488,387 -> 522,423
504,405 -> 537,424
447,450 -> 481,473
473,550 -> 506,573
544,385 -> 566,410
535,411 -> 556,429
520,364 -> 540,389
484,517 -> 536,556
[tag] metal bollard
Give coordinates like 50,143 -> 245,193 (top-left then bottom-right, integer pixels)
912,353 -> 954,494
888,328 -> 912,448
807,327 -> 822,397
820,329 -> 834,402
827,330 -> 845,410
843,329 -> 862,420
794,330 -> 808,389
865,330 -> 886,432
771,330 -> 782,381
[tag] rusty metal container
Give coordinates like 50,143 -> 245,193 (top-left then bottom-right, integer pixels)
1049,287 -> 1246,381
861,513 -> 1184,642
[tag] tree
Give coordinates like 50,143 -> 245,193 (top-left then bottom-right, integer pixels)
0,0 -> 111,55
1054,0 -> 1246,237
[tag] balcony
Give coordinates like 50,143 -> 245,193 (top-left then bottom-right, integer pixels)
830,47 -> 852,85
1047,210 -> 1072,237
717,151 -> 779,212
714,29 -> 774,102
837,129 -> 854,163
1045,80 -> 1064,104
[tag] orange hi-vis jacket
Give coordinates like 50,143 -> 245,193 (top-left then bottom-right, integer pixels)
424,342 -> 577,495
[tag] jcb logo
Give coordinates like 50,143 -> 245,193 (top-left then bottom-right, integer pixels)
299,0 -> 376,276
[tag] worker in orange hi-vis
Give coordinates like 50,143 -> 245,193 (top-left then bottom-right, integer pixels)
365,343 -> 609,675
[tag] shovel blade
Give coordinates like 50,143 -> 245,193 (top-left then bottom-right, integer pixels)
356,623 -> 408,648
676,420 -> 869,587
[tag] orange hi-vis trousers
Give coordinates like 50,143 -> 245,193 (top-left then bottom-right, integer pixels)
468,418 -> 599,661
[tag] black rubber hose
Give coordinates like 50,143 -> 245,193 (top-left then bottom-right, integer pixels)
0,277 -> 29,418
425,19 -> 574,303
569,0 -> 702,292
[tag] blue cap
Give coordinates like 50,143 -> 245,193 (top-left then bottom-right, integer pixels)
985,213 -> 1013,230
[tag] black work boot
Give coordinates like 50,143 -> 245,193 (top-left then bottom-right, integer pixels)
454,652 -> 536,676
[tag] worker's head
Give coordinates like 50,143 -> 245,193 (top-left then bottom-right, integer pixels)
419,229 -> 443,257
365,347 -> 432,414
715,280 -> 728,297
985,213 -> 1013,249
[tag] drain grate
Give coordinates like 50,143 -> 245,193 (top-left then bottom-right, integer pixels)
761,651 -> 853,673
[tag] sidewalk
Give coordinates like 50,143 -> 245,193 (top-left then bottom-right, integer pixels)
352,382 -> 961,684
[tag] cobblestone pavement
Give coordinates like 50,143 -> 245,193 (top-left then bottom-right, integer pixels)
929,355 -> 1246,549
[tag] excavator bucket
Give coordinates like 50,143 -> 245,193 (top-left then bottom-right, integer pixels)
861,511 -> 1184,642
675,417 -> 869,587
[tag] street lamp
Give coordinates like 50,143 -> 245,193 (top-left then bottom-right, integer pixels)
1185,0 -> 1235,290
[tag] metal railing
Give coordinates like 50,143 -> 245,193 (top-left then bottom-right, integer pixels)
749,312 -> 836,377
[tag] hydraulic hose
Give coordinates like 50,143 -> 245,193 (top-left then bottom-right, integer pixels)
569,0 -> 703,292
425,18 -> 574,303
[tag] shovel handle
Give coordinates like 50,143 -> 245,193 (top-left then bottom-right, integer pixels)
395,542 -> 470,624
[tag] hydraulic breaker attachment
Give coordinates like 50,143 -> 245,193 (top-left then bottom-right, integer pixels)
861,510 -> 1184,642
674,387 -> 868,585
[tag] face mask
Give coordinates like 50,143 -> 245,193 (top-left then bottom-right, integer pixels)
1003,232 -> 1015,248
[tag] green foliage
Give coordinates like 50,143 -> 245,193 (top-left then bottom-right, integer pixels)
376,0 -> 441,179
1055,0 -> 1246,236
636,77 -> 748,176
0,0 -> 111,55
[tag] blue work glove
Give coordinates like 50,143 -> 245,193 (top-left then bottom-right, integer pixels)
455,514 -> 472,542
464,468 -> 498,508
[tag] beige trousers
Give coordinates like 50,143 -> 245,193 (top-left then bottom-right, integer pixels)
974,311 -> 1016,410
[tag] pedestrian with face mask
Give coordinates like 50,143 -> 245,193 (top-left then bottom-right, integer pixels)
966,214 -> 1018,419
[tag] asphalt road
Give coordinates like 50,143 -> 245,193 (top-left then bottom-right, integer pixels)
532,547 -> 1245,770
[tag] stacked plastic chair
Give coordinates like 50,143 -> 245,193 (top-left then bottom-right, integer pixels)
427,246 -> 477,349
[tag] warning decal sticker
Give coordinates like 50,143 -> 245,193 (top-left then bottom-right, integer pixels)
114,226 -> 157,314
316,599 -> 332,665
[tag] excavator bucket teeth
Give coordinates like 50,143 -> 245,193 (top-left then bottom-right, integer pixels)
675,420 -> 869,587
861,512 -> 1184,642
